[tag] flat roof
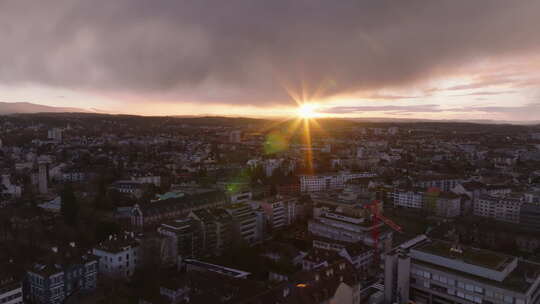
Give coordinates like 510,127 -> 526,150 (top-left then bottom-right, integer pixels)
415,241 -> 512,271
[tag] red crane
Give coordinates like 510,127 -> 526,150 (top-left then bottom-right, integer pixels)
364,200 -> 403,267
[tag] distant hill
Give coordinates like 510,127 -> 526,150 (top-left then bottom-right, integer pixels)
0,102 -> 91,114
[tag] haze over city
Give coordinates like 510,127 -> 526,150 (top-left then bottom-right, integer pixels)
2,2 -> 540,304
1,0 -> 540,120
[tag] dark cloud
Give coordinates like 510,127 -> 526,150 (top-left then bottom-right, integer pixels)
1,0 -> 540,106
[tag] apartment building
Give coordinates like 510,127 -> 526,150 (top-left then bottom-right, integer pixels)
475,194 -> 523,223
224,202 -> 261,245
259,196 -> 299,230
26,250 -> 98,304
392,188 -> 425,209
414,175 -> 463,192
92,234 -> 140,279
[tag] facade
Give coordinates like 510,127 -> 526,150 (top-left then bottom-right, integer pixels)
475,194 -> 523,223
224,202 -> 261,245
0,272 -> 23,304
92,234 -> 139,279
132,175 -> 161,186
308,205 -> 392,249
414,176 -> 462,192
299,172 -> 376,193
259,196 -> 299,230
188,208 -> 233,255
26,253 -> 98,304
392,188 -> 424,209
47,128 -> 63,142
385,237 -> 540,304
158,218 -> 203,264
38,162 -> 48,195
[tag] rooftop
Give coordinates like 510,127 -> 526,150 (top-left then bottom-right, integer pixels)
415,241 -> 512,271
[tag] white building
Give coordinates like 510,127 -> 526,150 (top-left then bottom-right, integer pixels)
92,234 -> 140,279
132,175 -> 161,186
300,172 -> 376,193
392,188 -> 424,209
475,194 -> 523,223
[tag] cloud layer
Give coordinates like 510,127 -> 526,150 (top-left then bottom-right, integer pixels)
1,0 -> 540,106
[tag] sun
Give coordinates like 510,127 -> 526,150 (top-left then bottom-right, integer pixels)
297,103 -> 320,119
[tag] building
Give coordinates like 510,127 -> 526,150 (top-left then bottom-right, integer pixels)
0,269 -> 23,304
308,203 -> 392,250
244,258 -> 363,304
475,194 -> 523,223
414,175 -> 463,192
47,128 -> 63,142
38,162 -> 48,195
423,190 -> 461,218
188,208 -> 233,256
385,236 -> 540,304
392,188 -> 425,209
519,203 -> 540,232
223,202 -> 261,245
132,175 -> 161,187
183,259 -> 251,279
131,189 -> 225,228
158,218 -> 203,265
299,172 -> 376,193
259,196 -> 299,230
26,249 -> 98,304
92,234 -> 140,279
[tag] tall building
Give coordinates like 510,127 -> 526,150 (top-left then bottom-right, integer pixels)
38,162 -> 48,195
385,236 -> 540,304
158,218 -> 203,264
224,202 -> 261,245
47,128 -> 63,142
188,208 -> 233,256
259,196 -> 299,230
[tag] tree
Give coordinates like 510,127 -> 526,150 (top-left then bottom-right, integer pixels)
61,184 -> 79,226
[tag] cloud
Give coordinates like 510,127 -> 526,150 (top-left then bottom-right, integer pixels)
323,103 -> 540,116
1,0 -> 540,106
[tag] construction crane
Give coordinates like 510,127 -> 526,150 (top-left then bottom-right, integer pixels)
364,200 -> 403,267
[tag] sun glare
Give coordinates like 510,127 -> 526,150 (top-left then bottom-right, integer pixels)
297,103 -> 319,119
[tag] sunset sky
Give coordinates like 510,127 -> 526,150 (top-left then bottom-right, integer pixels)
1,1 -> 540,120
